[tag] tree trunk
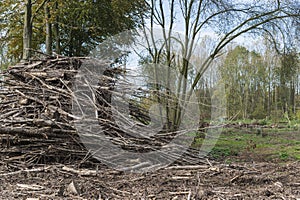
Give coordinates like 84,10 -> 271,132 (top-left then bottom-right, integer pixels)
22,0 -> 32,61
53,1 -> 61,54
268,78 -> 271,117
45,2 -> 52,55
290,80 -> 295,114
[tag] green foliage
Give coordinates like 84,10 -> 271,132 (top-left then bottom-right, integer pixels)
270,110 -> 284,122
0,62 -> 10,70
279,151 -> 289,161
251,102 -> 267,119
220,44 -> 300,121
0,0 -> 148,60
295,110 -> 300,121
221,45 -> 268,119
209,147 -> 237,159
258,119 -> 268,126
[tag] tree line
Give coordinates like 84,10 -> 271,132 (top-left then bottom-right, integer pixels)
203,43 -> 300,121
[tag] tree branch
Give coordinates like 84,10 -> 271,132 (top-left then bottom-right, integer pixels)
31,0 -> 49,24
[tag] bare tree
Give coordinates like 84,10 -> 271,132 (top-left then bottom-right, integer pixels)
140,0 -> 300,131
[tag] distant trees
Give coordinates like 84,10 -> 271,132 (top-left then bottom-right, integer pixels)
219,44 -> 299,121
277,51 -> 299,116
220,46 -> 265,119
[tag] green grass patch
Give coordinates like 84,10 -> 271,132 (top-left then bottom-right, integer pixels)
192,128 -> 300,162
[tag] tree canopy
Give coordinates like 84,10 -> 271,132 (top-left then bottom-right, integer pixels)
0,0 -> 148,62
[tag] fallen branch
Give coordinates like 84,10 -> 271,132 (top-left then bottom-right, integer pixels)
0,126 -> 50,139
0,166 -> 51,177
61,166 -> 98,176
166,165 -> 209,170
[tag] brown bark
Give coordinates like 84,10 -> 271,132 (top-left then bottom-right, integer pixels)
22,0 -> 32,61
45,2 -> 52,55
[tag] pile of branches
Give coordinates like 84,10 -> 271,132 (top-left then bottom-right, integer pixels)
0,56 -> 203,170
0,57 -> 106,165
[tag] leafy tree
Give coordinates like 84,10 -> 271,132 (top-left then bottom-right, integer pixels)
220,46 -> 267,119
276,51 -> 299,115
52,0 -> 147,56
0,0 -> 148,61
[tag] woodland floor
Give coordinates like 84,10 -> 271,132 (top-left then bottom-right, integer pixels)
0,160 -> 299,199
0,131 -> 300,200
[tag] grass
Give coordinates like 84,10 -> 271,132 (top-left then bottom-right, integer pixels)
192,127 -> 300,162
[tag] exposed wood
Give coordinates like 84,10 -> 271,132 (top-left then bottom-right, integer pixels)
0,57 -> 93,164
0,56 -> 207,169
0,166 -> 51,177
61,166 -> 97,176
166,165 -> 209,170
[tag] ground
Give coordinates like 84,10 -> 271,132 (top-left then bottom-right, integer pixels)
0,129 -> 299,199
0,161 -> 299,199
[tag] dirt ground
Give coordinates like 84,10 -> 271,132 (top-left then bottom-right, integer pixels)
0,158 -> 299,200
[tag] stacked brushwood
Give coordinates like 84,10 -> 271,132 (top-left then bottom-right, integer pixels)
0,57 -> 111,165
0,56 -> 203,169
